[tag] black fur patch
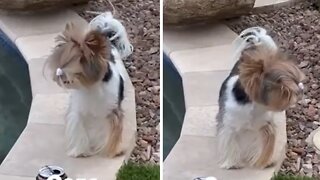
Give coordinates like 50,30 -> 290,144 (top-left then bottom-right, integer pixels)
110,52 -> 115,63
118,76 -> 124,105
232,80 -> 250,104
240,31 -> 255,39
102,63 -> 113,82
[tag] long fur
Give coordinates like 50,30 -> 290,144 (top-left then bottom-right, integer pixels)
254,123 -> 275,168
105,108 -> 124,157
217,27 -> 305,169
89,11 -> 133,59
46,19 -> 131,158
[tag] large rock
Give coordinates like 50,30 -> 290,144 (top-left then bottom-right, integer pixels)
164,0 -> 255,25
0,0 -> 89,11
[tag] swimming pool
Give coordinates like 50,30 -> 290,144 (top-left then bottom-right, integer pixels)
0,30 -> 32,163
163,53 -> 186,159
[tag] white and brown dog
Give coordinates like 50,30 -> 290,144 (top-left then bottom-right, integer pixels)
46,12 -> 132,158
216,27 -> 305,169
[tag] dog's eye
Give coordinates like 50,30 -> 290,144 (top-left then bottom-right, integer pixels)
75,73 -> 82,77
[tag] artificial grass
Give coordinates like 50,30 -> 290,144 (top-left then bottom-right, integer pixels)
116,162 -> 160,180
272,173 -> 317,180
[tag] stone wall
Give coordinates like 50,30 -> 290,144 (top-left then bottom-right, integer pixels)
0,0 -> 89,11
164,0 -> 255,25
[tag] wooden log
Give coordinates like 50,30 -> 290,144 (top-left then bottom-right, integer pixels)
164,0 -> 255,25
0,0 -> 89,11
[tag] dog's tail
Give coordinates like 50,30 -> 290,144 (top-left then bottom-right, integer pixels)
106,108 -> 124,157
89,12 -> 133,59
232,27 -> 277,61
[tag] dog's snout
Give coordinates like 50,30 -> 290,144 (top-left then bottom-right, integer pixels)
58,74 -> 67,81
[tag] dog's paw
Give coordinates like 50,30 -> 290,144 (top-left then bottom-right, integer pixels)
67,151 -> 84,158
106,149 -> 125,158
67,148 -> 93,158
265,162 -> 276,168
220,161 -> 243,170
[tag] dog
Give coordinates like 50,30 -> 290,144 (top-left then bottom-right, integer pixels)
46,13 -> 133,158
216,27 -> 305,169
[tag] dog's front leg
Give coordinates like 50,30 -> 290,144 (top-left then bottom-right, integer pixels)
217,126 -> 243,169
65,112 -> 91,157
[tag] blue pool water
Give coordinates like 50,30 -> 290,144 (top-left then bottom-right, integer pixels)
163,53 -> 186,159
0,30 -> 32,163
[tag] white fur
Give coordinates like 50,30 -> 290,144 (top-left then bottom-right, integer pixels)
218,76 -> 278,169
66,52 -> 122,157
89,12 -> 133,59
232,27 -> 277,61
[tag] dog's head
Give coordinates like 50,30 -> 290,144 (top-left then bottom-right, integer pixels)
239,45 -> 305,111
46,22 -> 111,89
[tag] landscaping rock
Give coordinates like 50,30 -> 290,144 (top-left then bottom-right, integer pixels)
0,0 -> 88,11
164,0 -> 255,25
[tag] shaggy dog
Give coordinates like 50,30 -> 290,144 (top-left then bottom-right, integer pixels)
216,27 -> 305,169
46,13 -> 133,158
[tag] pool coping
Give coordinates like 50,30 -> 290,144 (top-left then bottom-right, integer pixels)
0,8 -> 136,180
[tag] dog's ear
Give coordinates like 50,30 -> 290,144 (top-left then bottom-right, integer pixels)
61,22 -> 75,41
83,30 -> 109,60
56,22 -> 82,46
239,48 -> 265,101
65,22 -> 74,31
80,56 -> 106,85
79,30 -> 110,85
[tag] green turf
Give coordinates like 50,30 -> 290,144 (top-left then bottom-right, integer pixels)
116,162 -> 160,180
272,173 -> 317,180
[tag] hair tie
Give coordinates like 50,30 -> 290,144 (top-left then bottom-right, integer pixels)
298,82 -> 304,90
56,68 -> 64,76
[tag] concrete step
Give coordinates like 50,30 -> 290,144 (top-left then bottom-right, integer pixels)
253,0 -> 303,13
170,44 -> 234,75
182,71 -> 229,108
0,10 -> 86,42
164,23 -> 237,55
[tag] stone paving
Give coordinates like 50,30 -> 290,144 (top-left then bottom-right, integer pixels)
0,9 -> 136,180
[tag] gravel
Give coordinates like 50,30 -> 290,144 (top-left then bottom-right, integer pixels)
74,0 -> 160,164
226,0 -> 320,177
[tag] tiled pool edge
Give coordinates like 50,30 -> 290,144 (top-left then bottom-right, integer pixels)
0,9 -> 136,180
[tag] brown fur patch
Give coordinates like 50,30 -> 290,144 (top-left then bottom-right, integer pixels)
254,123 -> 275,168
239,46 -> 305,111
105,108 -> 124,158
46,22 -> 112,88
